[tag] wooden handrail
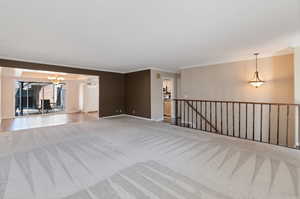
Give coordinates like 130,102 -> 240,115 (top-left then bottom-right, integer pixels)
174,99 -> 299,106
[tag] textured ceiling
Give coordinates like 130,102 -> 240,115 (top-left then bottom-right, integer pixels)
0,0 -> 299,73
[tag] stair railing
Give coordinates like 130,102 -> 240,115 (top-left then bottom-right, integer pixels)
174,99 -> 300,150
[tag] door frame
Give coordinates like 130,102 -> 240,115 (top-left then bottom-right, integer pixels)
161,77 -> 175,121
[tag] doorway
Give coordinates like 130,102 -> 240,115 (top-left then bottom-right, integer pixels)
163,78 -> 174,123
15,81 -> 66,116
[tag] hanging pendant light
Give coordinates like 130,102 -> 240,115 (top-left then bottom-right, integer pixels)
249,53 -> 265,88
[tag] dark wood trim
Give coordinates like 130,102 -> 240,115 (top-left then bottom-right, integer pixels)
0,58 -> 119,76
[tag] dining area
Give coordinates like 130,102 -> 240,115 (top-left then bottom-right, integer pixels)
15,81 -> 65,116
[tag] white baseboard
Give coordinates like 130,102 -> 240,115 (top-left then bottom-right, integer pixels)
125,114 -> 152,121
101,114 -> 163,122
101,114 -> 126,119
151,117 -> 164,122
66,110 -> 81,114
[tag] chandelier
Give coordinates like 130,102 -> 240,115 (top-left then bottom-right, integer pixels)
248,53 -> 265,88
48,76 -> 64,84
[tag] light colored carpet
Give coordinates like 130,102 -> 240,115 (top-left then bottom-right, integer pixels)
0,116 -> 299,199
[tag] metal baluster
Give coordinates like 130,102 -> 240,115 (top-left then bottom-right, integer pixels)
210,102 -> 212,132
277,105 -> 280,145
246,103 -> 248,139
180,100 -> 182,127
175,100 -> 178,125
286,105 -> 289,147
200,101 -> 203,130
221,102 -> 223,134
297,105 -> 300,150
226,102 -> 229,136
205,101 -> 207,131
215,102 -> 217,133
233,103 -> 235,136
238,103 -> 241,138
253,104 -> 255,141
196,101 -> 198,129
188,101 -> 190,128
260,104 -> 263,142
268,104 -> 271,144
184,101 -> 186,127
192,101 -> 194,128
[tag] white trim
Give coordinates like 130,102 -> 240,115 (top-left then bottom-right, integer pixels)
101,114 -> 164,122
0,56 -> 178,74
101,114 -> 127,119
162,77 -> 175,119
125,114 -> 152,121
152,117 -> 164,122
126,67 -> 176,74
1,51 -> 294,74
178,52 -> 294,71
147,67 -> 177,74
125,67 -> 152,73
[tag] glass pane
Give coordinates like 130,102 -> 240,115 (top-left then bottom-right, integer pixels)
27,82 -> 45,115
15,81 -> 66,116
15,81 -> 21,116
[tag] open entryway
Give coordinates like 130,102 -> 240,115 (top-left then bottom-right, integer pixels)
0,67 -> 100,132
162,78 -> 174,123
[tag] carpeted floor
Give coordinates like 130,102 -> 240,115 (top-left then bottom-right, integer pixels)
0,116 -> 299,199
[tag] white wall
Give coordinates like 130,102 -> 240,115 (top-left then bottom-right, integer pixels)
79,81 -> 99,113
150,70 -> 177,121
65,80 -> 81,113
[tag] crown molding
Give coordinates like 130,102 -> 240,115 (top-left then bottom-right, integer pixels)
1,50 -> 294,75
125,67 -> 176,74
0,56 -> 124,74
177,51 -> 294,71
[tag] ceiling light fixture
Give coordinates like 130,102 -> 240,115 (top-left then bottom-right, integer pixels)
249,53 -> 265,88
48,76 -> 64,84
